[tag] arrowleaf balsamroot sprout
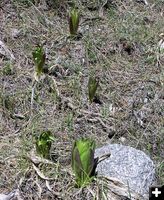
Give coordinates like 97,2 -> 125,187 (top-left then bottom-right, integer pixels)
32,45 -> 45,81
88,76 -> 99,103
71,138 -> 98,188
69,8 -> 80,37
36,131 -> 55,159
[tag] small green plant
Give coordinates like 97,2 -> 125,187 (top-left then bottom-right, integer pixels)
69,8 -> 80,37
65,112 -> 74,132
87,42 -> 97,63
13,0 -> 35,7
36,131 -> 55,159
2,94 -> 15,111
2,63 -> 14,75
88,76 -> 99,103
71,138 -> 98,188
32,45 -> 45,81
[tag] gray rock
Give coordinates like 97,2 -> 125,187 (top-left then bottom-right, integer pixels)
0,40 -> 15,60
0,190 -> 15,200
10,28 -> 21,39
95,144 -> 156,198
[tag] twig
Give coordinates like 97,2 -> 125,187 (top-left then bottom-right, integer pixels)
31,80 -> 37,114
27,150 -> 55,165
45,180 -> 61,196
97,153 -> 111,165
35,176 -> 42,199
48,75 -> 60,97
32,163 -> 55,181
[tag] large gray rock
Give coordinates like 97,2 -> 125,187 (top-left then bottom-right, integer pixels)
95,144 -> 156,199
0,191 -> 15,200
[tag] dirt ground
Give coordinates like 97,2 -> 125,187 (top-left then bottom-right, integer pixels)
0,0 -> 164,199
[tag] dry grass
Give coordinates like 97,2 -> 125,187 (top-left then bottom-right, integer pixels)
0,0 -> 164,199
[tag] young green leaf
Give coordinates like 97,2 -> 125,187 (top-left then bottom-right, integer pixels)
32,45 -> 45,80
88,76 -> 99,103
71,138 -> 98,187
36,131 -> 55,159
69,8 -> 80,36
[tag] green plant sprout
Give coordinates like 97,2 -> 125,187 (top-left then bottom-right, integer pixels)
31,45 -> 60,112
88,76 -> 99,103
69,8 -> 80,37
32,45 -> 45,81
71,138 -> 98,188
36,131 -> 55,159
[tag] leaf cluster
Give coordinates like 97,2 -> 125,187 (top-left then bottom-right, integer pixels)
88,76 -> 99,103
71,138 -> 98,187
32,45 -> 45,80
36,131 -> 55,159
69,8 -> 80,37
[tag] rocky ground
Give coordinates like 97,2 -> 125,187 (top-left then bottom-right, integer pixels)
0,0 -> 164,199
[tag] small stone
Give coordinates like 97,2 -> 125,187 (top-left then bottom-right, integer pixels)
11,28 -> 21,39
0,40 -> 15,60
136,0 -> 148,5
119,137 -> 126,143
108,130 -> 115,139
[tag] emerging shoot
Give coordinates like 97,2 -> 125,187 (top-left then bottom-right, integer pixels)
71,138 -> 98,188
32,45 -> 45,81
36,131 -> 55,159
88,76 -> 99,103
69,8 -> 80,37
